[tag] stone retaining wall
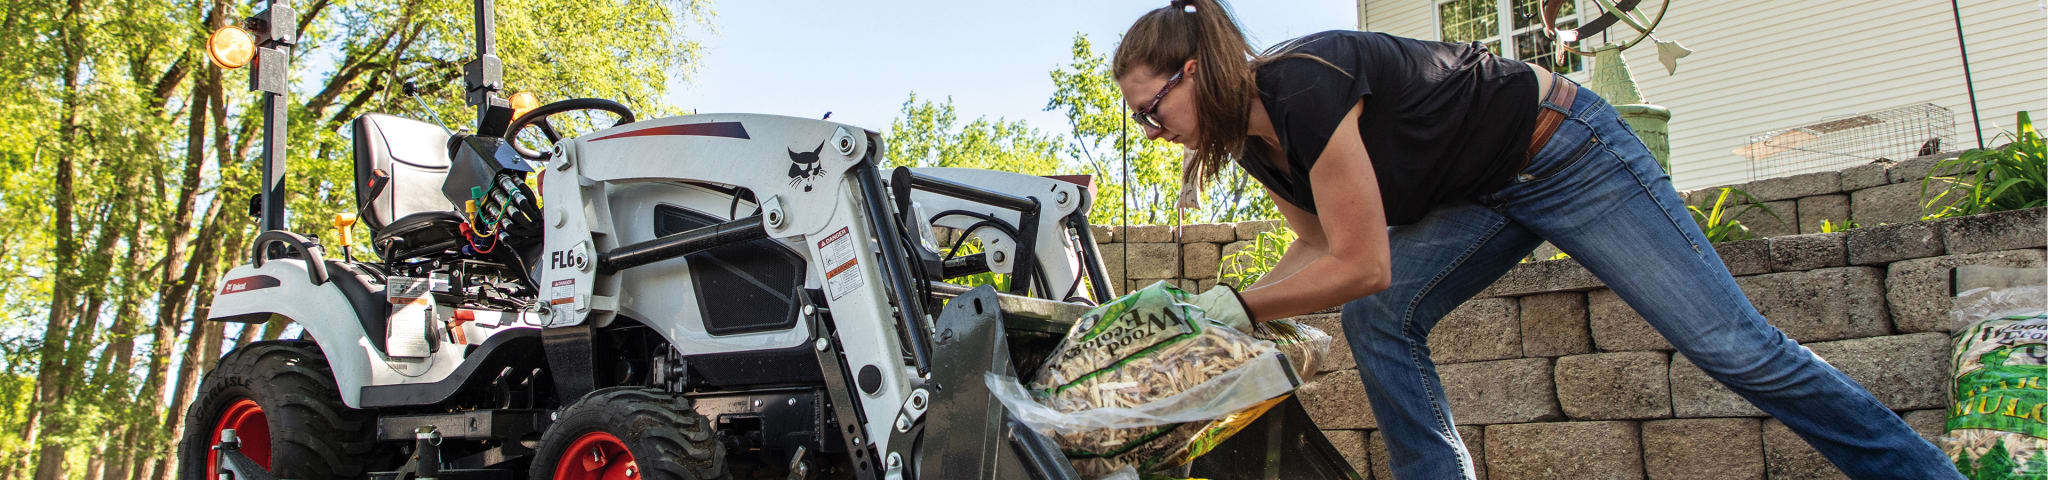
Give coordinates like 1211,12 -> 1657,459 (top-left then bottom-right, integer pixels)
1072,155 -> 2044,478
1686,152 -> 1969,234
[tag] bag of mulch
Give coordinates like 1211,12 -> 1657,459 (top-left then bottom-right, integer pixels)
1943,274 -> 2046,479
985,281 -> 1332,478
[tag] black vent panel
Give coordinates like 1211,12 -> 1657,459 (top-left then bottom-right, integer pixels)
654,205 -> 805,336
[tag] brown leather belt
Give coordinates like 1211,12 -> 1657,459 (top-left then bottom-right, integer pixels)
1524,74 -> 1579,164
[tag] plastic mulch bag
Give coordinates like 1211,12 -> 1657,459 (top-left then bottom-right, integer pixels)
1944,279 -> 2046,479
985,281 -> 1332,478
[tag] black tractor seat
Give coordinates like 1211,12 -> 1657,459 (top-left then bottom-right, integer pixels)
353,113 -> 468,262
374,211 -> 466,260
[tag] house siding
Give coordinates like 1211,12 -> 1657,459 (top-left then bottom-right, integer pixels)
1357,0 -> 2046,190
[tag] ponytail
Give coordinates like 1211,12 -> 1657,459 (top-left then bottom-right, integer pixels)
1114,0 -> 1256,192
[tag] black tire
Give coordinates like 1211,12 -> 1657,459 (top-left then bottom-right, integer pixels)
531,387 -> 732,480
176,339 -> 384,480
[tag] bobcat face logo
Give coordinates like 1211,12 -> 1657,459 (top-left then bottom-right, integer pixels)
787,141 -> 827,192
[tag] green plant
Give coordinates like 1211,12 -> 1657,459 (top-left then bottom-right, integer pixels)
1217,227 -> 1297,288
1517,250 -> 1571,264
1819,219 -> 1860,233
1689,187 -> 1782,243
1924,111 -> 2048,219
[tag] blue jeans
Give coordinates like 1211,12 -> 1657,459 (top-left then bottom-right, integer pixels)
1340,79 -> 1960,479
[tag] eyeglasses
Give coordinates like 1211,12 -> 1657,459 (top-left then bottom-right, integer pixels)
1131,68 -> 1184,131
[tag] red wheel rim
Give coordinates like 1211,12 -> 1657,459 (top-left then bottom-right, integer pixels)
555,431 -> 640,480
207,398 -> 271,475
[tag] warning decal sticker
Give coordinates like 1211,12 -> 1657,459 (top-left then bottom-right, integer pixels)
819,227 -> 862,299
387,277 -> 432,305
550,279 -> 576,306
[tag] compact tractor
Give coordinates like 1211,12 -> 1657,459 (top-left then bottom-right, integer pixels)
184,1 -> 1358,479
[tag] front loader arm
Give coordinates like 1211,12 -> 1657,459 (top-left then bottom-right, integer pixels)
900,167 -> 1111,303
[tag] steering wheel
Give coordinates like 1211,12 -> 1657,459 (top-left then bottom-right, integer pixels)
504,98 -> 637,160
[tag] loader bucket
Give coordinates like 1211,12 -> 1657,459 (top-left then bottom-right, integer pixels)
919,284 -> 1363,480
1182,396 -> 1366,480
919,286 -> 1082,479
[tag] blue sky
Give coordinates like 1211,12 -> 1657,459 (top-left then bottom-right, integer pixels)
662,0 -> 1359,138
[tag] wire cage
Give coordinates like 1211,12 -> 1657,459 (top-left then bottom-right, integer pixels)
1737,103 -> 1957,181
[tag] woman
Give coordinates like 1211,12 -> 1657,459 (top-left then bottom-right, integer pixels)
1131,0 -> 1962,478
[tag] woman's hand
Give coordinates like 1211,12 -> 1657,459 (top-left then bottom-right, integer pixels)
1240,99 -> 1393,322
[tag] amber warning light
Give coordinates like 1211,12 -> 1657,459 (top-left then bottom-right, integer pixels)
206,25 -> 255,69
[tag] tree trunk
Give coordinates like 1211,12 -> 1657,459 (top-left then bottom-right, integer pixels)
81,442 -> 107,480
129,58 -> 233,474
93,193 -> 156,396
34,107 -> 151,480
107,42 -> 213,392
260,316 -> 288,341
99,425 -> 132,480
28,2 -> 89,478
154,318 -> 215,480
231,322 -> 260,350
88,197 -> 152,480
152,4 -> 222,338
130,200 -> 228,480
150,223 -> 244,480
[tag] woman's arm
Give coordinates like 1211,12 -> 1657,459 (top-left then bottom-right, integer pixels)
1239,99 -> 1392,322
1245,187 -> 1326,288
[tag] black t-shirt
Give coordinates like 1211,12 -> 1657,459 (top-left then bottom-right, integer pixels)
1238,30 -> 1538,226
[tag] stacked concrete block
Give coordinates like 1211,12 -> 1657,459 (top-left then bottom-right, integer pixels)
1766,232 -> 1847,272
1555,352 -> 1672,420
1439,358 -> 1561,425
1178,222 -> 1236,243
1885,248 -> 2046,333
1321,429 -> 1373,477
1519,292 -> 1591,357
1734,266 -> 1892,342
1368,426 -> 1486,480
1427,298 -> 1521,364
1298,368 -> 1377,430
1714,239 -> 1773,276
1642,418 -> 1765,480
1796,194 -> 1852,234
1485,421 -> 1643,479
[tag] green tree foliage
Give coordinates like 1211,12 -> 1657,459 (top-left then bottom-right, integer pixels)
887,35 -> 1284,295
1044,35 -> 1275,226
884,34 -> 1269,229
0,0 -> 711,477
887,93 -> 1067,174
886,35 -> 1277,229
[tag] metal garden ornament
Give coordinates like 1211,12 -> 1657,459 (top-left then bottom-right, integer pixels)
1542,0 -> 1692,175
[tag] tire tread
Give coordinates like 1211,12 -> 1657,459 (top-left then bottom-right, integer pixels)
531,387 -> 732,480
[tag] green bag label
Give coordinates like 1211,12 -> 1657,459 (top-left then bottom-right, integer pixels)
1949,315 -> 2048,439
1949,346 -> 2048,436
1040,282 -> 1202,394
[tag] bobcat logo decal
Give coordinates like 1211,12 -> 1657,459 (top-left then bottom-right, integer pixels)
787,141 -> 827,192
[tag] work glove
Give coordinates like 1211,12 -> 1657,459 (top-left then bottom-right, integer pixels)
1189,285 -> 1255,331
